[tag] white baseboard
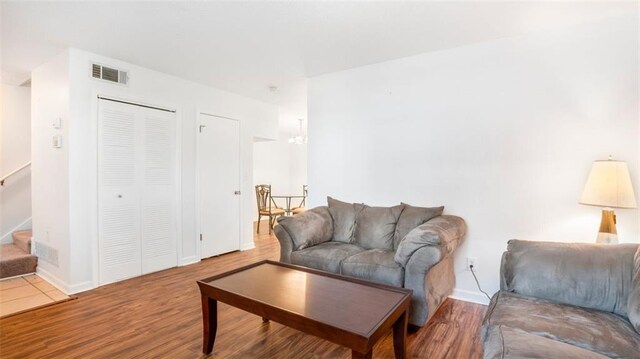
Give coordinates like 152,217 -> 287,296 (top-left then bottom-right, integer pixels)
449,288 -> 492,305
37,266 -> 95,295
241,242 -> 256,251
180,255 -> 200,266
68,281 -> 94,294
36,266 -> 71,294
0,217 -> 32,244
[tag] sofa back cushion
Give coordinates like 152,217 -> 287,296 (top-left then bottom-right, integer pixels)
277,206 -> 333,250
353,204 -> 404,250
501,240 -> 638,317
393,203 -> 444,250
628,245 -> 640,333
327,197 -> 363,243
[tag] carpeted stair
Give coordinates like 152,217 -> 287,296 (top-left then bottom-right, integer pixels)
0,230 -> 37,279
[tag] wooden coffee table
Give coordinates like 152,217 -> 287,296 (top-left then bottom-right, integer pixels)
197,260 -> 412,358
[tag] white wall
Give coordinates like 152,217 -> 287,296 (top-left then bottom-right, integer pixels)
32,48 -> 278,293
279,80 -> 308,196
288,142 -> 308,195
31,51 -> 71,286
0,83 -> 32,242
307,14 -> 639,304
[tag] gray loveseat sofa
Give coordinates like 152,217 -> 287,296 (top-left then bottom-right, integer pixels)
274,197 -> 467,327
482,240 -> 640,359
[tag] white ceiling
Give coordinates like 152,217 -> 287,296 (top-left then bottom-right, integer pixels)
1,1 -> 637,104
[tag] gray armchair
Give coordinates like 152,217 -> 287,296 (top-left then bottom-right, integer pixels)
482,240 -> 640,358
274,197 -> 467,327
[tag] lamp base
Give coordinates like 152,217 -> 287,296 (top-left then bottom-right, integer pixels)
596,209 -> 618,244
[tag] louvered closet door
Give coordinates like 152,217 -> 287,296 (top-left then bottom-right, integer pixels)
98,100 -> 143,284
98,99 -> 177,285
140,108 -> 177,274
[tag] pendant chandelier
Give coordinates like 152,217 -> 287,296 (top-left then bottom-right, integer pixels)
288,118 -> 308,145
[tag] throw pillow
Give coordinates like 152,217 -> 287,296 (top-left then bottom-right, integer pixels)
394,215 -> 466,267
327,197 -> 363,243
393,203 -> 444,249
353,204 -> 404,250
277,207 -> 333,250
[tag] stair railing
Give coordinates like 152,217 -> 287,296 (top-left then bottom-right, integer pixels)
0,161 -> 31,186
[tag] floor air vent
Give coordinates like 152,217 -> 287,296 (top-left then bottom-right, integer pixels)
91,63 -> 128,85
34,241 -> 59,267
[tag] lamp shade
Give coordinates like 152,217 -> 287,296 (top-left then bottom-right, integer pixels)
579,159 -> 637,209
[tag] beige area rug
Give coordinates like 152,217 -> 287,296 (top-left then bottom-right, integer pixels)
0,274 -> 75,317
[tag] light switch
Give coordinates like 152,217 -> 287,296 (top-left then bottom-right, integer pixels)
52,117 -> 62,129
52,135 -> 62,148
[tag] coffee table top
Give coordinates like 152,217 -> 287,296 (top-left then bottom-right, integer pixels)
198,261 -> 411,337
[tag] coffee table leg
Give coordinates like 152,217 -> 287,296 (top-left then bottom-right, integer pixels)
201,295 -> 217,354
392,310 -> 408,359
352,349 -> 372,359
262,317 -> 269,323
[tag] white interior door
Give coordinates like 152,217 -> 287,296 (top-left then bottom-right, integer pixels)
198,114 -> 241,258
98,98 -> 177,285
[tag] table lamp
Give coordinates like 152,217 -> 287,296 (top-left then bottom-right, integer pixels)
579,156 -> 637,244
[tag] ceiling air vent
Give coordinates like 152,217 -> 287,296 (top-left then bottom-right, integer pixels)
91,63 -> 128,85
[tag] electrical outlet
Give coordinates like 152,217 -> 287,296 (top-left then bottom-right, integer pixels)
466,257 -> 477,271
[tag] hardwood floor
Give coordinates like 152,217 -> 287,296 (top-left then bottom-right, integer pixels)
0,232 -> 486,358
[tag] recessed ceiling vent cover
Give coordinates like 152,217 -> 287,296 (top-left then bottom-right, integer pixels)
91,63 -> 128,85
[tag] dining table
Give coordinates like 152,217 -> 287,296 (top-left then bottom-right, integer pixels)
271,194 -> 305,215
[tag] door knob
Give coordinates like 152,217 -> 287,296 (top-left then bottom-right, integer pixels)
234,191 -> 241,195
117,194 -> 123,198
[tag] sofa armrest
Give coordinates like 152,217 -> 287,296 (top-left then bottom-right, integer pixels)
501,239 -> 638,316
394,215 -> 467,267
274,206 -> 333,262
403,246 -> 456,325
274,225 -> 295,263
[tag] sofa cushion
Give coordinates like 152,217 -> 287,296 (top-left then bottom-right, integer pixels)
327,197 -> 364,243
501,240 -> 637,317
277,206 -> 333,250
341,249 -> 404,287
482,291 -> 640,359
290,242 -> 364,273
629,245 -> 640,333
353,204 -> 404,250
393,203 -> 444,250
484,325 -> 609,359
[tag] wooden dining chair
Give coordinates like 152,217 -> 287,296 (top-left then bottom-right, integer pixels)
291,184 -> 308,215
255,184 -> 285,234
